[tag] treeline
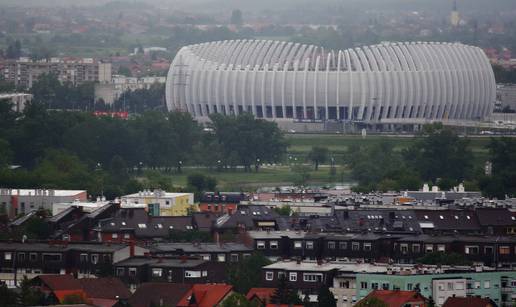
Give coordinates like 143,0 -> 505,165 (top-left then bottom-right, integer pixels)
344,123 -> 516,199
0,101 -> 287,199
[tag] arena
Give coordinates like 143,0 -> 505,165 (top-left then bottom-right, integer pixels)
166,40 -> 496,131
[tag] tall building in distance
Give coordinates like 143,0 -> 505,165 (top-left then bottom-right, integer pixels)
166,40 -> 496,130
1,57 -> 112,89
450,0 -> 460,27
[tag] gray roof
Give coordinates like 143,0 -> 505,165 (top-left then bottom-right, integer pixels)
115,256 -> 206,268
151,242 -> 252,253
0,242 -> 128,253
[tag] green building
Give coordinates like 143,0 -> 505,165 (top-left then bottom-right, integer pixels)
355,270 -> 516,306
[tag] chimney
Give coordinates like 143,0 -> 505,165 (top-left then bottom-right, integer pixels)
129,240 -> 135,257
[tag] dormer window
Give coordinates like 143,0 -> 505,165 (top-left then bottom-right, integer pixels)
138,223 -> 147,228
439,215 -> 444,220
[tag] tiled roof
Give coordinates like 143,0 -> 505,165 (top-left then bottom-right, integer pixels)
37,274 -> 82,291
176,284 -> 233,307
246,288 -> 276,303
78,277 -> 130,300
128,283 -> 192,307
442,297 -> 494,307
360,290 -> 427,307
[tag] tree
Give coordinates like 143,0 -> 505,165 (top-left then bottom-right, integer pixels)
403,123 -> 473,184
0,139 -> 13,168
270,275 -> 302,305
317,286 -> 337,307
19,276 -> 46,306
230,9 -> 243,26
417,252 -> 472,266
478,137 -> 516,198
220,293 -> 259,307
273,205 -> 292,216
354,297 -> 388,307
186,173 -> 217,200
228,252 -> 272,294
292,165 -> 311,187
0,282 -> 17,307
308,146 -> 328,171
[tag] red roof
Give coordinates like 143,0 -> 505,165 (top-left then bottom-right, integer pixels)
246,288 -> 276,304
37,275 -> 82,291
360,290 -> 427,307
443,297 -> 495,307
176,284 -> 233,307
79,277 -> 131,300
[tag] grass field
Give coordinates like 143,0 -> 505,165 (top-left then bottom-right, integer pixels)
151,134 -> 498,190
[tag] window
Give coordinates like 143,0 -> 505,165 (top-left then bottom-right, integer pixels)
361,282 -> 368,289
339,242 -> 347,250
303,273 -> 323,282
200,254 -> 211,261
382,283 -> 389,290
352,242 -> 360,251
363,243 -> 372,251
465,246 -> 479,255
455,282 -> 464,290
124,233 -> 130,239
438,283 -> 445,291
371,283 -> 379,290
270,241 -> 278,249
437,244 -> 445,252
129,268 -> 137,276
340,281 -> 350,288
112,233 -> 118,239
137,224 -> 147,229
185,271 -> 201,278
91,254 -> 99,264
484,280 -> 491,289
407,283 -> 413,290
499,246 -> 510,255
257,241 -> 265,249
202,271 -> 208,277
425,244 -> 434,253
230,254 -> 239,262
306,241 -> 314,249
438,297 -> 445,305
328,241 -> 336,249
217,254 -> 226,262
80,253 -> 88,262
152,269 -> 163,279
116,268 -> 125,276
400,244 -> 408,254
474,281 -> 481,289
18,253 -> 25,262
294,241 -> 302,249
289,272 -> 297,282
412,244 -> 421,253
278,272 -> 286,280
485,246 -> 494,254
447,282 -> 454,290
266,271 -> 274,281
4,252 -> 12,261
42,253 -> 62,262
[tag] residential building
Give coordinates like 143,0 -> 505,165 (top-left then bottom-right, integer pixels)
121,190 -> 195,217
246,288 -> 276,305
1,57 -> 112,89
149,242 -> 253,263
0,188 -> 87,218
0,93 -> 32,112
198,192 -> 247,215
114,256 -> 227,290
0,241 -> 148,287
94,75 -> 166,105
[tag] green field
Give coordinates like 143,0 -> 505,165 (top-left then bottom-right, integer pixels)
154,134 -> 498,190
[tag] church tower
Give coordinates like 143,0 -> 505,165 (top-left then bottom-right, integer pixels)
450,0 -> 460,27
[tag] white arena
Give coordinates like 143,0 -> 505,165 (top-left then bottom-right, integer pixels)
166,40 -> 496,130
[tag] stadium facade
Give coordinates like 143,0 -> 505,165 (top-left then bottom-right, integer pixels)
166,40 -> 495,130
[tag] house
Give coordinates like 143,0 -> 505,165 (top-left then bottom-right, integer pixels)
78,277 -> 131,307
121,190 -> 195,216
114,256 -> 228,290
475,208 -> 516,235
32,274 -> 86,304
198,192 -> 248,215
246,288 -> 276,305
176,284 -> 233,307
442,297 -> 496,307
261,260 -> 341,303
357,290 -> 428,307
149,242 -> 253,263
0,241 -> 148,287
128,283 -> 192,307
